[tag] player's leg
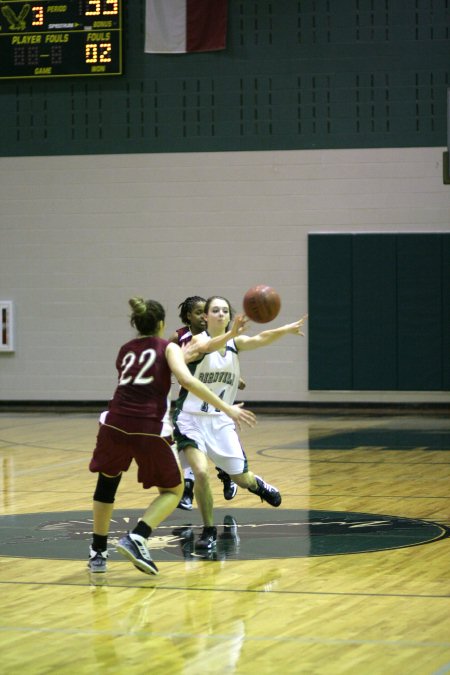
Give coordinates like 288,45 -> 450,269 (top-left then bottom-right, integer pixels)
184,445 -> 214,526
206,422 -> 282,508
89,471 -> 122,573
116,437 -> 183,575
173,412 -> 217,549
231,470 -> 281,507
174,412 -> 197,510
178,457 -> 195,510
88,421 -> 131,572
140,484 -> 184,529
117,483 -> 183,575
218,374 -> 246,498
184,445 -> 217,550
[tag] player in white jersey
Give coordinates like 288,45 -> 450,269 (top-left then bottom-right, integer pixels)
169,295 -> 243,508
173,295 -> 308,551
169,295 -> 241,508
177,337 -> 240,414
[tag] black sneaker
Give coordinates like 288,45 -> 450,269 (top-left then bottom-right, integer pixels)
248,476 -> 282,507
195,526 -> 217,551
216,468 -> 238,501
116,533 -> 159,575
177,479 -> 194,511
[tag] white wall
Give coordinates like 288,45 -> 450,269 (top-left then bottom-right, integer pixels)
1,147 -> 449,404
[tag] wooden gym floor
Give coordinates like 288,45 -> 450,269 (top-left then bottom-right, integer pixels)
0,411 -> 449,674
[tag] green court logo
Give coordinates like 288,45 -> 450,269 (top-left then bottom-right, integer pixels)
0,508 -> 447,561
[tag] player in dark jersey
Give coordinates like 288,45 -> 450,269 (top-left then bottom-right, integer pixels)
87,296 -> 255,576
168,295 -> 207,349
169,295 -> 242,509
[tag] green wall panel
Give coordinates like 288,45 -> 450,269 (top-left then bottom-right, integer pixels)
443,235 -> 450,390
308,234 -> 353,390
352,235 -> 397,390
0,0 -> 448,157
397,235 -> 446,390
309,234 -> 450,392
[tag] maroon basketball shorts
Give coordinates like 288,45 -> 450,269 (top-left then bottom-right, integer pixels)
89,412 -> 182,489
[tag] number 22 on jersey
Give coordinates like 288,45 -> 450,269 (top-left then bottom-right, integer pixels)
118,349 -> 156,386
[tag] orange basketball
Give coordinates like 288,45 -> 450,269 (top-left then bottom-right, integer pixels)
243,285 -> 281,323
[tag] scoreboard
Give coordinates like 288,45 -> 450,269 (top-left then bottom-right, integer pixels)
0,0 -> 122,79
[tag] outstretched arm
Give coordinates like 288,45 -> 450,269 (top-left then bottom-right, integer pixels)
183,313 -> 249,362
235,314 -> 308,352
166,342 -> 256,429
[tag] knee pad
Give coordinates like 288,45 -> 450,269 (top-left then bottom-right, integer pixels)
93,473 -> 122,503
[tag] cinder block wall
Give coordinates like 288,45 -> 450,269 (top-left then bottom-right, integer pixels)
1,147 -> 449,404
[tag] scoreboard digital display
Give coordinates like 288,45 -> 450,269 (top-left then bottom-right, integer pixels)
0,0 -> 122,79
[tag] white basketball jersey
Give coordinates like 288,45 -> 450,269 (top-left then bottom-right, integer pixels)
178,335 -> 240,415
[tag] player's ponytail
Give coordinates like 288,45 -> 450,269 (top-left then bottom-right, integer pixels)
129,297 -> 165,336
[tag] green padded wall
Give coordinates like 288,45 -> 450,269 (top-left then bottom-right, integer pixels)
352,234 -> 397,389
0,0 -> 449,156
308,234 -> 353,390
444,234 -> 450,391
397,235 -> 444,389
308,233 -> 450,391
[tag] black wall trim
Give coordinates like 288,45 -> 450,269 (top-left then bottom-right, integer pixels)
1,400 -> 448,416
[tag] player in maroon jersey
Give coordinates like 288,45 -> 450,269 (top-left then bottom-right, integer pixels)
87,296 -> 255,576
168,295 -> 207,349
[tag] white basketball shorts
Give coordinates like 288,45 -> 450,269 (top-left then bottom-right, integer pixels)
175,411 -> 247,476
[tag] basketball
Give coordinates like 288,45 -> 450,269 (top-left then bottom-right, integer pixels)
243,285 -> 281,323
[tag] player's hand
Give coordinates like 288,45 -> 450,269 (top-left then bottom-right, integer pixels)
230,313 -> 249,337
180,340 -> 201,363
286,313 -> 308,336
227,402 -> 256,430
238,377 -> 246,390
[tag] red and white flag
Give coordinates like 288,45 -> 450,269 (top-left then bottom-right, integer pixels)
145,0 -> 228,54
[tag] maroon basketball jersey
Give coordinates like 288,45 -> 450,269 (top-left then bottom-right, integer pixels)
108,336 -> 172,422
175,326 -> 192,345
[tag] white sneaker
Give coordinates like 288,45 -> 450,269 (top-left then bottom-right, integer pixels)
87,546 -> 108,573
